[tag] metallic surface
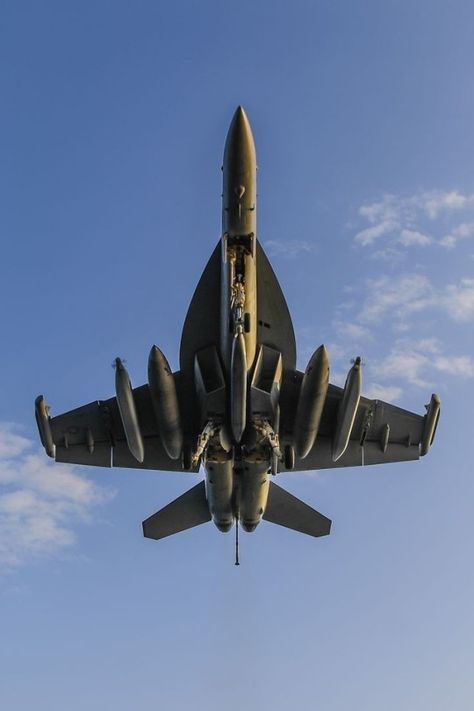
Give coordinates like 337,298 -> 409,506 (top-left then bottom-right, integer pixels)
220,107 -> 258,371
148,345 -> 183,460
115,358 -> 145,463
421,394 -> 441,456
35,107 -> 441,554
222,106 -> 257,239
35,395 -> 55,458
204,452 -> 234,532
294,345 -> 330,459
230,332 -> 247,442
332,357 -> 362,462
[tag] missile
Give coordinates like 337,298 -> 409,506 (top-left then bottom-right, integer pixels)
332,357 -> 362,462
294,345 -> 330,458
148,345 -> 183,460
35,395 -> 55,458
230,332 -> 247,442
115,358 -> 144,463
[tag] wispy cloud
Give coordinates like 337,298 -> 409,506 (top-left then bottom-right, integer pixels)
353,190 -> 474,251
354,220 -> 398,246
329,189 -> 474,402
433,354 -> 474,377
359,273 -> 433,324
264,239 -> 318,258
372,339 -> 474,387
439,222 -> 474,249
369,246 -> 405,263
420,190 -> 474,219
373,347 -> 431,387
398,229 -> 432,246
442,278 -> 474,321
364,383 -> 403,402
0,425 -> 114,571
333,321 -> 372,341
0,427 -> 32,458
345,273 -> 474,329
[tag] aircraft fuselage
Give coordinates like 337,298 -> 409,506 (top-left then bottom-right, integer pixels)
35,106 -> 439,553
201,107 -> 272,533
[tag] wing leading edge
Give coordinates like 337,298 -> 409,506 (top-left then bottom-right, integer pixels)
278,372 -> 440,473
36,376 -> 199,473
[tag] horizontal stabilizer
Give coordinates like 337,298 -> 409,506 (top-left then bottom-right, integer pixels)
143,480 -> 211,540
263,482 -> 331,538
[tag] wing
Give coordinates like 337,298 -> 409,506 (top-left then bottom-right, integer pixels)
256,240 -> 297,371
39,374 -> 199,473
279,371 -> 439,473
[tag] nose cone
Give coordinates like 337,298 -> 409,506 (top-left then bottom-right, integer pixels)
222,106 -> 257,236
228,106 -> 252,137
224,106 -> 256,165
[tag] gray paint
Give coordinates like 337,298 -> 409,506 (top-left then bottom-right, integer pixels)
35,107 -> 441,552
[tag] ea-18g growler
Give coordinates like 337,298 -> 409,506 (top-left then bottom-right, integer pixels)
35,107 -> 440,562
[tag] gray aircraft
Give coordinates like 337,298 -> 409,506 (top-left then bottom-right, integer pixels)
35,107 -> 440,562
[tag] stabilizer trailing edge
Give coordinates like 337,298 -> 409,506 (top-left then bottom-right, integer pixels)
142,481 -> 211,540
263,482 -> 332,538
35,106 -> 440,561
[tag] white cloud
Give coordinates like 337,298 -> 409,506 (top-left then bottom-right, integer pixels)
354,190 -> 474,250
372,339 -> 474,388
373,348 -> 431,387
454,222 -> 474,238
442,278 -> 474,321
398,229 -> 432,246
359,195 -> 399,224
334,321 -> 372,341
418,190 -> 474,219
333,190 -> 474,400
354,220 -> 398,246
325,342 -> 348,362
264,240 -> 318,257
369,246 -> 405,263
0,426 -> 114,571
359,273 -> 433,324
439,222 -> 474,248
433,355 -> 474,377
364,383 -> 403,402
349,273 -> 474,328
411,338 -> 443,354
439,235 -> 457,249
0,426 -> 32,459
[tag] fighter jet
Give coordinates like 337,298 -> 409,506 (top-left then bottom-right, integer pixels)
35,107 -> 440,561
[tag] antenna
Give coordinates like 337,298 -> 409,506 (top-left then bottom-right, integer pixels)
235,518 -> 240,566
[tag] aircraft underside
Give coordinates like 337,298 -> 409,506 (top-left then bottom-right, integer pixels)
34,107 -> 440,561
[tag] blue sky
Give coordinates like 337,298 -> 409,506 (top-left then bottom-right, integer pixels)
1,1 -> 474,709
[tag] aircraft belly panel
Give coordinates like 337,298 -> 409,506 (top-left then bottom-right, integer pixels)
35,107 -> 440,554
55,442 -> 111,467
